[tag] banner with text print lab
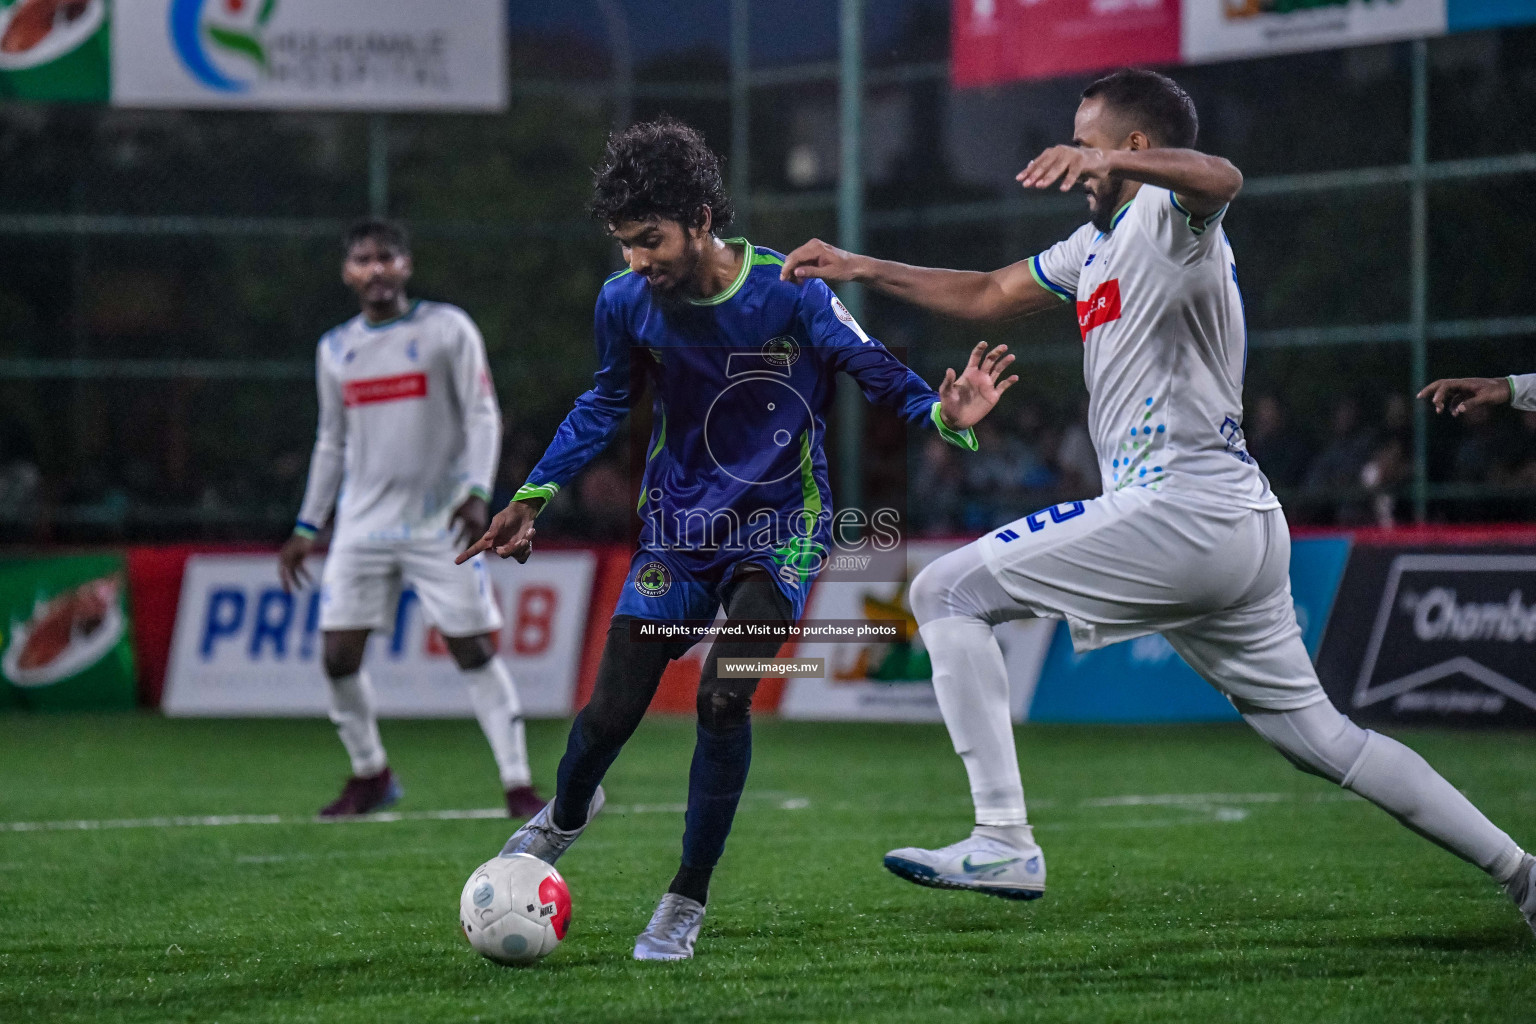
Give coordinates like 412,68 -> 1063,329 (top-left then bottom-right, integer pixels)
162,552 -> 594,718
778,541 -> 1057,723
0,553 -> 136,711
0,0 -> 110,101
951,0 -> 1515,87
112,0 -> 505,110
1181,0 -> 1445,65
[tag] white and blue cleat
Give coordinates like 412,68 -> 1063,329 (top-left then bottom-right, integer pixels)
499,786 -> 605,866
883,830 -> 1047,901
633,893 -> 706,961
1505,851 -> 1536,938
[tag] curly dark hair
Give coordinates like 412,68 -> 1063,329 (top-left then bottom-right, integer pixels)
342,217 -> 409,256
589,118 -> 734,234
1082,68 -> 1198,149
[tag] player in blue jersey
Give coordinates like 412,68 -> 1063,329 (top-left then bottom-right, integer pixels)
458,118 -> 1017,960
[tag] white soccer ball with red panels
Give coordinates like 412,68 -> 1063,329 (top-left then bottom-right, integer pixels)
459,853 -> 572,965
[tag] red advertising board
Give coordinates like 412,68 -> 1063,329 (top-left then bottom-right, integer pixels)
951,0 -> 1180,87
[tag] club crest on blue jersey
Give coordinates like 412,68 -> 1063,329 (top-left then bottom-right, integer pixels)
635,560 -> 672,598
762,335 -> 800,367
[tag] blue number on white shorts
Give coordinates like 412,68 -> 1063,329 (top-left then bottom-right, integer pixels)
1024,501 -> 1086,534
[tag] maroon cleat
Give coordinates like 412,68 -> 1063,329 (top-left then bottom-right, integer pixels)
318,768 -> 403,817
505,784 -> 546,819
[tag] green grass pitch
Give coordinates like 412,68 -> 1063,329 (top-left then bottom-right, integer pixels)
2,713 -> 1533,1023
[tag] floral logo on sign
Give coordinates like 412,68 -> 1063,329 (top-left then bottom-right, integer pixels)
169,0 -> 277,93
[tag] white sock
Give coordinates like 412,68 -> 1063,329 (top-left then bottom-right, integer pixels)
328,671 -> 386,777
463,657 -> 531,789
920,615 -> 1029,827
1344,730 -> 1525,884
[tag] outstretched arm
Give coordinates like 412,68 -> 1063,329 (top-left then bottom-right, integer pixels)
1019,145 -> 1242,219
1418,376 -> 1518,416
458,295 -> 634,564
781,240 -> 1061,324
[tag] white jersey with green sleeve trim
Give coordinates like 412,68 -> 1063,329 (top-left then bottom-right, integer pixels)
1509,374 -> 1536,411
1028,185 -> 1277,511
295,300 -> 502,545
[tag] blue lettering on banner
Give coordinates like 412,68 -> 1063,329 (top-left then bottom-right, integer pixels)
995,528 -> 1021,543
250,590 -> 294,659
201,589 -> 246,658
299,591 -> 321,661
1025,501 -> 1086,534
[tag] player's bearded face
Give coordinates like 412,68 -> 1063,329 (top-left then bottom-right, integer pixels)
342,239 -> 411,306
1087,174 -> 1128,233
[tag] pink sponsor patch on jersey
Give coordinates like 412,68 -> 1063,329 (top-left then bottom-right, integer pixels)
342,372 -> 428,407
1077,279 -> 1122,339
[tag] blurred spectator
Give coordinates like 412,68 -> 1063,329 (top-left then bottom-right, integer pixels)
1055,397 -> 1100,497
574,458 -> 631,541
0,416 -> 42,532
911,435 -> 964,535
1245,394 -> 1313,489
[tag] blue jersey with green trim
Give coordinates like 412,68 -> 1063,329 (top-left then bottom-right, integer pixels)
519,239 -> 974,581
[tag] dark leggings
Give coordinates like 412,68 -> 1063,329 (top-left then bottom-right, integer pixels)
551,565 -> 792,900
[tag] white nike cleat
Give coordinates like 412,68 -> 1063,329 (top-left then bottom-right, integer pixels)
1504,852 -> 1536,938
499,786 -> 605,866
883,829 -> 1046,901
633,893 -> 706,961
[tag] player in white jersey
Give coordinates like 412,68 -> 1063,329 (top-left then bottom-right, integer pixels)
783,69 -> 1536,934
279,219 -> 544,819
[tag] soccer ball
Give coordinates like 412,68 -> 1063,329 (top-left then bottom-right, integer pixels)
459,853 -> 572,966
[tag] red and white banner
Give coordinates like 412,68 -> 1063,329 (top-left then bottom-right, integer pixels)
162,552 -> 594,717
952,0 -> 1450,87
953,0 -> 1180,87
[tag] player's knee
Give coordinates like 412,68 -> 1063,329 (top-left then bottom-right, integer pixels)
444,633 -> 495,671
908,560 -> 954,625
696,680 -> 753,732
322,638 -> 365,679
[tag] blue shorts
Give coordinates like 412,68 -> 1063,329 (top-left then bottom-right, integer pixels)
613,549 -> 813,623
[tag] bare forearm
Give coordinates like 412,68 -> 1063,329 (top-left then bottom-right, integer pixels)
853,256 -> 1036,322
1106,148 -> 1242,209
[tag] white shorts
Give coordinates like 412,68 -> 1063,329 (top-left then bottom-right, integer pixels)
319,535 -> 503,637
977,487 -> 1326,711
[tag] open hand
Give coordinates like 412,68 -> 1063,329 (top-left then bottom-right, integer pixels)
278,533 -> 315,593
780,238 -> 863,284
456,499 -> 537,565
1017,145 -> 1112,192
938,342 -> 1018,431
1417,377 -> 1511,416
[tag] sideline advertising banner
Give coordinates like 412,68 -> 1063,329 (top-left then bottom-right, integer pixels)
1028,536 -> 1351,722
112,0 -> 506,110
0,0 -> 110,101
0,554 -> 137,710
952,0 -> 1530,87
779,542 -> 1056,723
162,551 -> 594,718
1316,544 -> 1536,728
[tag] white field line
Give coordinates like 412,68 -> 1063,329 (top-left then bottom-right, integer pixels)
0,791 -> 1341,836
0,797 -> 810,834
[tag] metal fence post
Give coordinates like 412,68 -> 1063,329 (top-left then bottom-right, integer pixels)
368,114 -> 389,217
837,0 -> 864,517
1410,38 -> 1429,523
730,0 -> 751,236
